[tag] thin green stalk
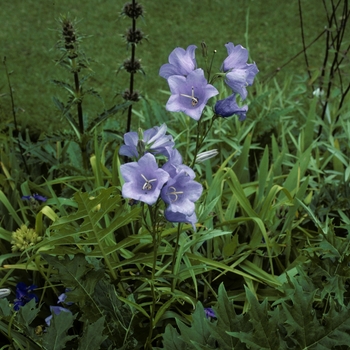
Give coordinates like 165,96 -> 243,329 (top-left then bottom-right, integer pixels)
171,223 -> 182,292
191,115 -> 217,168
71,58 -> 88,169
145,203 -> 160,349
3,57 -> 29,174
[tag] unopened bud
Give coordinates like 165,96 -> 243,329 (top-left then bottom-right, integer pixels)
196,149 -> 219,163
11,225 -> 42,252
201,41 -> 207,58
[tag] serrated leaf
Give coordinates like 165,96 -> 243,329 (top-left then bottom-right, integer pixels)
281,283 -> 321,347
158,324 -> 187,350
208,283 -> 250,350
176,302 -> 216,349
78,316 -> 107,350
314,300 -> 350,348
228,287 -> 282,350
42,254 -> 104,309
42,310 -> 77,350
93,279 -> 137,347
16,298 -> 41,339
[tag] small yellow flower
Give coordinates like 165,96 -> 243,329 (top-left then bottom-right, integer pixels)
11,225 -> 42,252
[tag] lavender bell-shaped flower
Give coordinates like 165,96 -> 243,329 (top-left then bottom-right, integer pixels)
119,124 -> 174,158
214,93 -> 248,120
121,153 -> 170,205
166,68 -> 218,121
161,169 -> 203,229
159,45 -> 197,79
221,42 -> 258,100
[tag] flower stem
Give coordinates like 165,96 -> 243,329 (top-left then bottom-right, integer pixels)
191,114 -> 217,168
146,203 -> 159,348
171,223 -> 182,293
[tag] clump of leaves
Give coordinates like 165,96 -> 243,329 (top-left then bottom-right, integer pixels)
159,273 -> 350,350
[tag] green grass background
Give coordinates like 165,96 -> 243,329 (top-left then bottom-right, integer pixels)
0,0 -> 325,133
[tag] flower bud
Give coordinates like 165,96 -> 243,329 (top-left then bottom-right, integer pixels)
201,41 -> 208,58
136,128 -> 146,156
195,149 -> 219,163
62,18 -> 78,59
11,225 -> 42,252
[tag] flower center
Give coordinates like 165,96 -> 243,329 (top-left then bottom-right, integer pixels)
180,86 -> 199,106
140,174 -> 157,191
167,186 -> 184,202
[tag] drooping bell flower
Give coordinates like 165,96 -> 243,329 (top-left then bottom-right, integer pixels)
214,93 -> 248,120
221,42 -> 258,100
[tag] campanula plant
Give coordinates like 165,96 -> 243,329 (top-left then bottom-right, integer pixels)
159,42 -> 258,163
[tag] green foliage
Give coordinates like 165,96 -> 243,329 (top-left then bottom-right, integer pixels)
42,311 -> 77,350
160,277 -> 350,350
0,1 -> 350,349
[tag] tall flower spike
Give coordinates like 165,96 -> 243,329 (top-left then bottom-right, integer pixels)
159,45 -> 197,79
120,153 -> 170,205
166,69 -> 218,121
221,42 -> 258,100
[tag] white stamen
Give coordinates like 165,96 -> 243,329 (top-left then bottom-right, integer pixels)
167,186 -> 184,202
180,86 -> 199,106
141,174 -> 157,191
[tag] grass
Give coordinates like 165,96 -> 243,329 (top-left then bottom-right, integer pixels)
0,0 -> 325,133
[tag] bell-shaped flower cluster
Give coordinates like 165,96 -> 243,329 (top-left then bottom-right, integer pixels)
159,45 -> 218,120
119,125 -> 203,229
160,42 -> 258,121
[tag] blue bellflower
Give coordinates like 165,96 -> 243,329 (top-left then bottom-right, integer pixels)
159,45 -> 197,79
45,291 -> 73,326
161,169 -> 202,230
161,170 -> 203,216
221,42 -> 258,101
22,194 -> 47,202
45,306 -> 72,326
121,153 -> 170,205
162,148 -> 184,178
13,282 -> 38,311
165,210 -> 198,230
166,69 -> 218,120
214,93 -> 248,120
119,124 -> 174,159
204,307 -> 216,318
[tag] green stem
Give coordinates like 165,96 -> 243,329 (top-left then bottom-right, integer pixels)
191,114 -> 217,168
71,58 -> 88,169
146,204 -> 159,349
171,223 -> 182,292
